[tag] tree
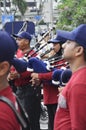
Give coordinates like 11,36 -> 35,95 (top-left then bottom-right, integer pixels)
56,0 -> 86,30
12,0 -> 27,16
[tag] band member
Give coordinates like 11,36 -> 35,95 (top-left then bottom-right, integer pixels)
31,33 -> 67,130
54,24 -> 86,130
0,30 -> 21,130
8,31 -> 41,130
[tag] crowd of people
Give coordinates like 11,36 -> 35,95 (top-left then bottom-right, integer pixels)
0,23 -> 86,130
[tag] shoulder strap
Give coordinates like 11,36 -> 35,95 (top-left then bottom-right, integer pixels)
0,96 -> 27,129
16,96 -> 30,126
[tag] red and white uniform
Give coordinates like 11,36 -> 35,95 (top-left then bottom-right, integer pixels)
0,87 -> 21,130
38,59 -> 66,105
38,71 -> 59,105
12,49 -> 36,87
54,67 -> 86,130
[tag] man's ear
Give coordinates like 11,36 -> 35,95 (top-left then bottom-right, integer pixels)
0,61 -> 10,76
75,46 -> 84,56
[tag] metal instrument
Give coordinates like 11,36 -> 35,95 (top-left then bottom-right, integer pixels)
24,27 -> 54,56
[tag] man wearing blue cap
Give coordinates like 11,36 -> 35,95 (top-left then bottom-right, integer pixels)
13,31 -> 32,54
0,30 -> 21,129
54,24 -> 86,130
8,31 -> 41,130
31,33 -> 67,130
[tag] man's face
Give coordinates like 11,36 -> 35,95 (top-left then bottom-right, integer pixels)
44,34 -> 51,42
62,40 -> 78,61
16,38 -> 29,50
53,43 -> 61,53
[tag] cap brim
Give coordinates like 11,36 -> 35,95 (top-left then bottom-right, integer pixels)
12,34 -> 22,38
57,30 -> 74,41
48,39 -> 61,43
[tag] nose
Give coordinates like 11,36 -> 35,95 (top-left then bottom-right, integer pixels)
62,42 -> 66,48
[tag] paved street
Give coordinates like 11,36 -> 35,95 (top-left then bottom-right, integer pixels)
40,117 -> 48,130
40,103 -> 48,130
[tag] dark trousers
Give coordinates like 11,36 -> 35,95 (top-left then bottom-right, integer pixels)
16,85 -> 41,130
46,104 -> 57,130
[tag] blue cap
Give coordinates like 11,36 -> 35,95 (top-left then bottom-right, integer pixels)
13,31 -> 32,41
57,24 -> 86,48
48,33 -> 66,44
0,31 -> 18,62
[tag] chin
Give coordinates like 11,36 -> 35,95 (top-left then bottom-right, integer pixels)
62,55 -> 68,61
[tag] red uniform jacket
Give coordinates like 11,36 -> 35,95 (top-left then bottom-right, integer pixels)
13,49 -> 36,87
54,67 -> 86,130
38,59 -> 66,105
0,87 -> 21,130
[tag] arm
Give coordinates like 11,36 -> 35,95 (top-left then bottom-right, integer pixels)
31,72 -> 53,86
8,69 -> 31,81
69,84 -> 86,130
31,71 -> 53,86
38,71 -> 53,80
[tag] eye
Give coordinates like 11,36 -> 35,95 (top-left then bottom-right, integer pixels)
66,40 -> 71,44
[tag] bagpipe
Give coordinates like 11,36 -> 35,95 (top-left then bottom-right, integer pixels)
11,57 -> 71,87
22,45 -> 69,71
52,69 -> 72,87
24,41 -> 54,59
11,21 -> 66,73
10,56 -> 69,88
11,21 -> 71,86
22,27 -> 55,58
11,57 -> 55,73
12,21 -> 55,60
12,21 -> 68,69
46,55 -> 69,69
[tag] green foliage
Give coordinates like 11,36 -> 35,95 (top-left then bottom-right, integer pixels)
12,0 -> 27,15
38,19 -> 47,25
56,0 -> 86,30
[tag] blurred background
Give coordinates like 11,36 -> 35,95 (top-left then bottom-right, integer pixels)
0,0 -> 86,31
0,1 -> 86,129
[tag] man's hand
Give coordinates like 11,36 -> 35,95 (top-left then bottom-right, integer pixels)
30,73 -> 40,86
31,73 -> 39,80
7,71 -> 20,81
